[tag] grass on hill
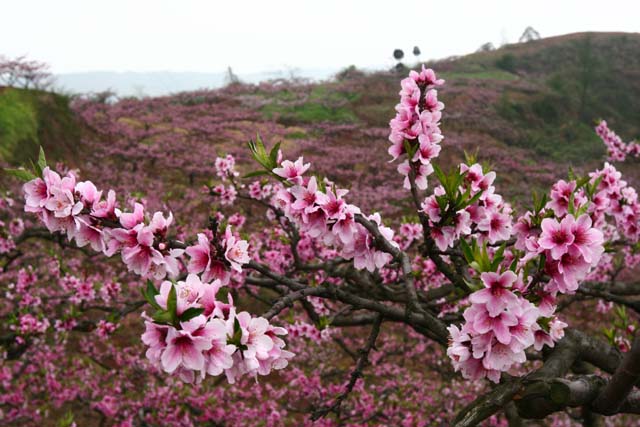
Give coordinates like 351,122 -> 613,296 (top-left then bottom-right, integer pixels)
0,87 -> 80,167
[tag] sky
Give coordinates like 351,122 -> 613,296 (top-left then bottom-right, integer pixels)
2,0 -> 639,74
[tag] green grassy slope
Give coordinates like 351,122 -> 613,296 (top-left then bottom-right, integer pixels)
430,32 -> 640,162
0,87 -> 81,166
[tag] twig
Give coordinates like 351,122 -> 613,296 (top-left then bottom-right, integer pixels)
263,286 -> 328,320
592,330 -> 640,414
311,314 -> 383,421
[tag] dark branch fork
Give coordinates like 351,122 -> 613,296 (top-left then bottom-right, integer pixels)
237,175 -> 640,424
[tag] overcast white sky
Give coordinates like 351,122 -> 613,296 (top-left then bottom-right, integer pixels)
2,0 -> 639,74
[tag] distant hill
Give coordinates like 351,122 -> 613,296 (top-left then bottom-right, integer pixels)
54,68 -> 342,97
3,31 -> 639,207
429,31 -> 640,163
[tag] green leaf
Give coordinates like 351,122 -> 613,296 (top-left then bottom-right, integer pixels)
316,176 -> 327,192
575,175 -> 590,190
538,253 -> 546,271
461,189 -> 483,210
4,168 -> 37,182
180,307 -> 205,322
403,140 -> 417,159
227,316 -> 244,346
463,150 -> 477,165
317,316 -> 330,330
535,193 -> 548,214
166,284 -> 177,322
254,134 -> 268,163
452,169 -> 464,193
615,305 -> 627,321
435,195 -> 448,212
469,261 -> 482,273
509,255 -> 519,272
586,175 -> 604,198
478,241 -> 493,272
456,186 -> 471,208
269,141 -> 282,167
491,242 -> 507,271
37,146 -> 47,174
567,191 -> 576,216
58,410 -> 75,427
152,310 -> 173,324
141,281 -> 162,311
432,164 -> 447,188
459,239 -> 474,264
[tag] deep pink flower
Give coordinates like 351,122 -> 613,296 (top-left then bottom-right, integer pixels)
290,176 -> 327,214
469,271 -> 519,317
478,210 -> 512,244
539,216 -> 576,260
186,233 -> 228,283
547,180 -> 576,217
120,224 -> 164,277
160,316 -> 213,373
569,214 -> 604,264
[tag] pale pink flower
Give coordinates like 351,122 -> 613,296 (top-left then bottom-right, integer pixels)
91,189 -> 119,219
272,157 -> 310,185
75,181 -> 102,208
331,204 -> 361,244
549,317 -> 568,341
23,177 -> 48,213
201,318 -> 236,376
421,194 -> 442,223
533,327 -> 554,351
397,161 -> 433,190
483,341 -> 525,372
223,227 -> 250,272
119,202 -> 145,229
431,225 -> 455,251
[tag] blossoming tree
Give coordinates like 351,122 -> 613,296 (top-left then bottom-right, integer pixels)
3,67 -> 640,426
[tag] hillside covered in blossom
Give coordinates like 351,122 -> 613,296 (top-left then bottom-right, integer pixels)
3,32 -> 640,212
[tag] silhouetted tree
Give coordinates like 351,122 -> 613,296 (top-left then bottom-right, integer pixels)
519,26 -> 541,43
393,49 -> 405,72
225,66 -> 240,85
477,42 -> 495,52
412,46 -> 421,61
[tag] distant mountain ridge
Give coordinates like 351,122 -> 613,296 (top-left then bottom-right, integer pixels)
54,68 -> 343,97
